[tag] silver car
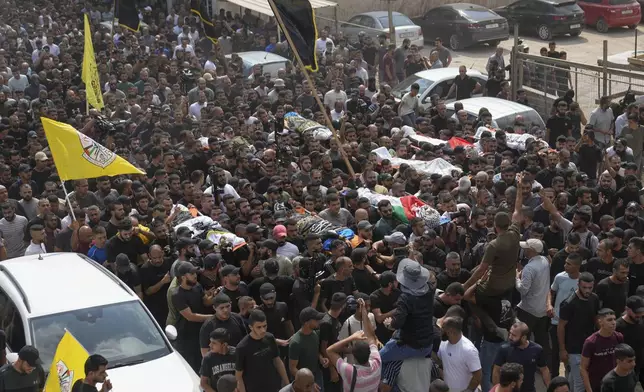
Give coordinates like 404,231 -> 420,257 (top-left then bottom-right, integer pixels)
341,11 -> 424,47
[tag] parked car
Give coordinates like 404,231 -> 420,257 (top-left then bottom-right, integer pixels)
412,3 -> 509,51
445,97 -> 546,129
495,0 -> 586,40
225,51 -> 291,78
1,253 -> 200,391
341,11 -> 424,47
577,0 -> 640,32
392,68 -> 487,110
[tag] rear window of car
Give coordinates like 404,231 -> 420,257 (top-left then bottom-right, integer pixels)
554,2 -> 583,12
378,15 -> 414,27
460,9 -> 499,20
609,0 -> 636,5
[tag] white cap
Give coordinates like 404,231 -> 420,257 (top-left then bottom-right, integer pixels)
520,238 -> 544,254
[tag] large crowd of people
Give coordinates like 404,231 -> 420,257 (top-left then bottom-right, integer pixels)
0,1 -> 644,392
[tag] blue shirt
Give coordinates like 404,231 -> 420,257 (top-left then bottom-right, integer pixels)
494,341 -> 546,392
87,245 -> 107,265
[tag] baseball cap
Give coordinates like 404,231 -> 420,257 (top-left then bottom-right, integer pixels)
220,264 -> 240,277
627,295 -> 644,313
357,221 -> 373,231
627,201 -> 641,211
214,293 -> 231,306
115,253 -> 130,270
607,227 -> 625,239
520,238 -> 544,253
273,225 -> 287,239
176,237 -> 198,249
203,253 -> 223,270
238,179 -> 251,189
198,239 -> 215,251
330,292 -> 347,307
27,131 -> 37,138
18,164 -> 31,173
34,151 -> 48,161
217,213 -> 231,222
260,283 -> 277,300
261,239 -> 279,252
177,262 -> 199,277
384,232 -> 407,245
577,205 -> 593,217
299,307 -> 325,324
18,346 -> 41,367
246,223 -> 264,234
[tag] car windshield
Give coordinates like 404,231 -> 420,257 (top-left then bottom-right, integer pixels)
609,0 -> 635,5
378,15 -> 414,27
30,301 -> 171,371
460,9 -> 498,20
392,77 -> 434,99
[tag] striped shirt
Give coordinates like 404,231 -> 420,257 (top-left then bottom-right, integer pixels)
336,344 -> 381,392
0,215 -> 28,259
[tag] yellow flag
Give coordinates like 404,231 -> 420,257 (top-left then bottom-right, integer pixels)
44,331 -> 89,392
41,117 -> 145,181
82,15 -> 104,111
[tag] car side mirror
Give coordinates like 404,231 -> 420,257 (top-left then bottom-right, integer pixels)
165,325 -> 178,341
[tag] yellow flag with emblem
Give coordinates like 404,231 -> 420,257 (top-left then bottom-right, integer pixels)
82,14 -> 104,110
41,117 -> 145,181
44,331 -> 89,392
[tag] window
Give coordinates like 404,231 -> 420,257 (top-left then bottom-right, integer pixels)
362,16 -> 377,29
393,77 -> 435,99
430,80 -> 454,99
609,0 -> 636,5
378,14 -> 415,28
0,288 -> 25,352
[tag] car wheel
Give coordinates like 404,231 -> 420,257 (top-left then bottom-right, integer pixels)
449,34 -> 461,51
629,24 -> 638,29
570,30 -> 582,37
489,40 -> 501,47
537,24 -> 552,40
596,18 -> 609,33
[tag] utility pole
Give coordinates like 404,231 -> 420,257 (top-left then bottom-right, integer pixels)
388,0 -> 396,47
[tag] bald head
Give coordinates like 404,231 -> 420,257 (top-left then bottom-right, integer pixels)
293,368 -> 315,390
355,208 -> 369,222
79,225 -> 93,242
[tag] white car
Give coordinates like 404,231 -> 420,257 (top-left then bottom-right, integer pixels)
225,51 -> 292,78
391,68 -> 488,110
1,253 -> 200,391
445,97 -> 546,129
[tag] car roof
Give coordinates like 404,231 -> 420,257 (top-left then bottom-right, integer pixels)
442,3 -> 491,10
0,253 -> 137,318
446,97 -> 536,117
225,51 -> 289,65
356,11 -> 405,18
413,68 -> 485,81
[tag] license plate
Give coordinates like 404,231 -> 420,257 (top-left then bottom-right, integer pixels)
570,24 -> 581,29
486,23 -> 499,29
400,32 -> 415,38
623,9 -> 633,14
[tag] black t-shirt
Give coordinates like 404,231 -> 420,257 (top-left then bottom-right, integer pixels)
248,276 -> 294,305
494,341 -> 547,392
601,369 -> 637,392
485,78 -> 502,97
352,268 -> 378,295
453,75 -> 477,100
116,264 -> 142,290
200,313 -> 247,349
430,115 -> 448,132
582,257 -> 614,284
71,380 -> 99,392
595,277 -> 629,316
172,283 -> 209,341
422,246 -> 447,273
578,144 -> 603,180
436,269 -> 471,291
200,347 -> 237,389
139,260 -> 172,316
319,313 -> 341,346
616,317 -> 644,369
320,275 -> 357,309
105,235 -> 147,264
259,302 -> 290,340
559,292 -> 600,354
235,333 -> 281,392
628,261 -> 644,296
221,283 -> 249,313
546,115 -> 572,147
0,363 -> 45,392
370,288 -> 400,343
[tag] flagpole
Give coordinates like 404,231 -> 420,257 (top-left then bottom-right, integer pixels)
61,181 -> 77,221
268,0 -> 356,179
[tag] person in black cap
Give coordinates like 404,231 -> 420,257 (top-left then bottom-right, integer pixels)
172,261 -> 215,372
257,282 -> 293,350
71,354 -> 111,392
607,227 -> 627,258
220,264 -> 249,313
319,293 -> 347,390
105,217 -> 148,265
249,256 -> 295,305
616,295 -> 644,384
617,201 -> 644,237
140,244 -> 172,327
288,307 -> 326,388
0,345 -> 45,391
199,253 -> 223,290
114,253 -> 143,299
200,328 -> 236,392
170,237 -> 199,278
199,294 -> 248,357
198,239 -> 216,260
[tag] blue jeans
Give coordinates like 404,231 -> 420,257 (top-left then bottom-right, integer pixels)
567,354 -> 584,392
315,370 -> 324,392
379,339 -> 432,362
480,339 -> 503,392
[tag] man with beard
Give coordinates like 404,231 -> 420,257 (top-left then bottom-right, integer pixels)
249,257 -> 294,304
373,200 -> 401,242
170,237 -> 198,277
220,265 -> 249,313
105,218 -> 148,265
546,101 -> 572,148
595,173 -> 616,221
490,363 -> 524,392
436,253 -> 471,290
616,296 -> 644,386
595,258 -> 630,316
172,262 -> 215,372
71,354 -> 111,392
140,245 -> 172,327
627,238 -> 644,296
199,294 -> 248,357
105,201 -> 126,239
617,202 -> 644,236
492,322 -> 550,392
258,282 -> 294,352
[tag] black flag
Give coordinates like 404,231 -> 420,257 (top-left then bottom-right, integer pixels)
116,0 -> 141,32
268,0 -> 319,72
190,0 -> 218,43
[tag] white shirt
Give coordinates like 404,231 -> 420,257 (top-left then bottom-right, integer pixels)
204,60 -> 217,72
166,14 -> 179,25
204,184 -> 240,200
46,43 -> 60,57
356,67 -> 368,83
24,242 -> 47,256
438,336 -> 481,392
276,242 -> 300,260
338,314 -> 377,364
315,37 -> 334,53
173,44 -> 195,59
615,112 -> 628,139
324,89 -> 347,110
189,101 -> 207,119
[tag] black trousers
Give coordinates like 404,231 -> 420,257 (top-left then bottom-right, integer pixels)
176,338 -> 202,373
